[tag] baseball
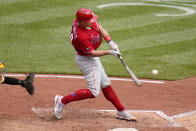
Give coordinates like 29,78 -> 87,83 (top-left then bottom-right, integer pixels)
152,69 -> 158,75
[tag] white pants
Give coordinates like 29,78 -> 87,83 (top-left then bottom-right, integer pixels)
75,54 -> 111,97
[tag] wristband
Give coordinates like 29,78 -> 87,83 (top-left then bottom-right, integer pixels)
104,35 -> 111,43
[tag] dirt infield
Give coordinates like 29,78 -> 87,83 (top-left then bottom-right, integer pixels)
0,74 -> 196,131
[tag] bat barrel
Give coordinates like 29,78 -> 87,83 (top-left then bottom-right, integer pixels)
119,56 -> 142,87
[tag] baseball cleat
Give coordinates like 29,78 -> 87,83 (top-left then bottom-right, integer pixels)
54,95 -> 64,119
116,110 -> 137,122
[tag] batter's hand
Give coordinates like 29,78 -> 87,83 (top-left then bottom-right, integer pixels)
108,40 -> 119,51
109,50 -> 121,57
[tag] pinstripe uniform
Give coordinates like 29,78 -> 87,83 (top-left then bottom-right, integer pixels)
70,19 -> 111,97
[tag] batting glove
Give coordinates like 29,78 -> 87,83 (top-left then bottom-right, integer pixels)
108,40 -> 119,51
109,50 -> 121,57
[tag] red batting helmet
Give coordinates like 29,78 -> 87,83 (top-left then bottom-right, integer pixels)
76,8 -> 98,22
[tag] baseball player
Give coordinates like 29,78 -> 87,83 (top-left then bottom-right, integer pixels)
0,60 -> 35,95
54,8 -> 136,121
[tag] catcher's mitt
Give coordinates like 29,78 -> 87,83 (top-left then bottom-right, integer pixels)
24,72 -> 35,95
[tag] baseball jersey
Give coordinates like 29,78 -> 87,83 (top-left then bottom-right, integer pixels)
70,19 -> 102,56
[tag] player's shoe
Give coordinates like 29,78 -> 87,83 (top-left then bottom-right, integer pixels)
54,95 -> 64,119
116,110 -> 137,122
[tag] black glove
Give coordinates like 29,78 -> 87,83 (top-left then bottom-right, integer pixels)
24,72 -> 35,95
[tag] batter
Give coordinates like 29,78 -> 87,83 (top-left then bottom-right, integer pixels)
54,8 -> 136,121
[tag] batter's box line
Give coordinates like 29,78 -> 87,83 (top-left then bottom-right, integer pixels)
31,108 -> 196,127
99,110 -> 181,127
5,73 -> 164,84
170,110 -> 196,119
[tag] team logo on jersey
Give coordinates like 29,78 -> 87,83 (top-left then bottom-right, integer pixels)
91,34 -> 101,45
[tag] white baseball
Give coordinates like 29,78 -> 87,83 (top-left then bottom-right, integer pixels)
152,69 -> 158,75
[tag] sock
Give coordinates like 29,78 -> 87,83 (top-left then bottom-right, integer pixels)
102,86 -> 125,111
61,89 -> 95,105
2,77 -> 25,87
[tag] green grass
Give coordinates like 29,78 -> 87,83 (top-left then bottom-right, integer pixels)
0,0 -> 196,80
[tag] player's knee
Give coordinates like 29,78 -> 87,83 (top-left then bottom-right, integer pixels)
92,89 -> 100,98
101,84 -> 111,89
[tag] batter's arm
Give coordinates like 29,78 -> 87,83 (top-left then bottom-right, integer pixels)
98,25 -> 110,39
99,25 -> 119,51
89,50 -> 120,57
89,50 -> 110,57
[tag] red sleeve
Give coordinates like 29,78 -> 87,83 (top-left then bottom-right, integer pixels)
77,38 -> 94,55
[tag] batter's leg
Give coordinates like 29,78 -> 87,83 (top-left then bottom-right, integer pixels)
102,86 -> 137,121
54,55 -> 102,119
54,89 -> 94,119
98,59 -> 124,111
102,86 -> 125,111
60,56 -> 100,105
76,55 -> 102,97
61,89 -> 94,105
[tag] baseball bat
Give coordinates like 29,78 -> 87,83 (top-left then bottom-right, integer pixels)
118,56 -> 142,87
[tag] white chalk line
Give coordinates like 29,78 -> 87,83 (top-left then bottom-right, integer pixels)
171,110 -> 196,119
4,73 -> 165,84
145,0 -> 196,2
31,107 -> 196,128
146,0 -> 196,7
97,2 -> 195,16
